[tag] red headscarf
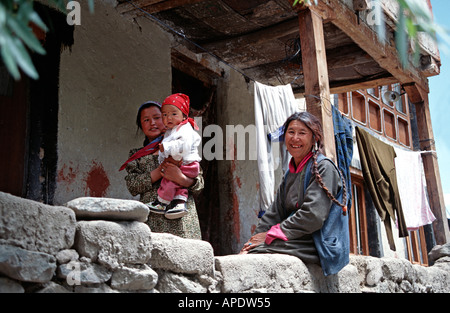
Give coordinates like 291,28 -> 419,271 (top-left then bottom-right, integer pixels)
162,93 -> 199,131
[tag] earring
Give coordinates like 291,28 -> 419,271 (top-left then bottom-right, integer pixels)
314,142 -> 318,151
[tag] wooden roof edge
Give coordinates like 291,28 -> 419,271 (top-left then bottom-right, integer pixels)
290,0 -> 432,93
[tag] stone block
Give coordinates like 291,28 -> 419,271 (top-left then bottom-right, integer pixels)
110,264 -> 158,290
0,192 -> 76,255
214,254 -> 313,293
0,277 -> 25,293
65,197 -> 149,222
74,220 -> 152,269
36,281 -> 71,293
428,243 -> 450,264
0,244 -> 56,283
58,260 -> 112,285
56,249 -> 79,264
156,271 -> 208,293
149,233 -> 214,276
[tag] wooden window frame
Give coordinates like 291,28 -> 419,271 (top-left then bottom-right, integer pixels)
382,106 -> 397,141
351,91 -> 367,126
368,98 -> 382,134
406,228 -> 429,266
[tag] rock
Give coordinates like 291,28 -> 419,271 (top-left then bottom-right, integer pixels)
428,243 -> 450,265
349,255 -> 383,288
0,192 -> 76,255
318,264 -> 361,293
110,264 -> 158,290
422,266 -> 450,293
65,197 -> 149,222
381,257 -> 408,283
0,244 -> 56,283
58,260 -> 112,285
56,249 -> 79,264
214,254 -> 312,293
365,257 -> 383,286
156,271 -> 207,293
36,281 -> 71,293
74,220 -> 152,269
74,283 -> 119,293
0,277 -> 25,293
149,233 -> 214,276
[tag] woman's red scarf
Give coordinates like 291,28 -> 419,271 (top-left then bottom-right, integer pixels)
119,135 -> 163,171
288,151 -> 313,174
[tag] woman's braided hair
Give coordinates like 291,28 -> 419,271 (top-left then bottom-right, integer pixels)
283,112 -> 348,215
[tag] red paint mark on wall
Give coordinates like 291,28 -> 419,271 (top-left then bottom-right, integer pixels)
231,191 -> 241,244
235,176 -> 242,188
229,148 -> 241,243
57,163 -> 78,184
84,161 -> 110,197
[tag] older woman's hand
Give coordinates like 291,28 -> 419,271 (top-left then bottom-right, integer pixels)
239,232 -> 267,254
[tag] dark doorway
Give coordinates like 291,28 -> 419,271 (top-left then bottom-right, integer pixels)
0,3 -> 73,204
0,67 -> 29,197
171,66 -> 222,254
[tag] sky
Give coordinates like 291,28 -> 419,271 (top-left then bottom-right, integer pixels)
428,0 -> 450,218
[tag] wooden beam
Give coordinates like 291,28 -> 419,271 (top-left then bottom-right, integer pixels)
353,0 -> 370,11
298,8 -> 336,162
142,0 -> 205,13
329,75 -> 398,94
203,18 -> 300,54
302,0 -> 429,93
118,0 -> 164,14
119,0 -> 205,15
171,45 -> 224,85
403,83 -> 450,245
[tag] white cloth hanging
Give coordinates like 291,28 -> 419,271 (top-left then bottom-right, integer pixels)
254,81 -> 299,216
394,147 -> 436,231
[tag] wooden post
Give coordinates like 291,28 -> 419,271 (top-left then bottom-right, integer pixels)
298,8 -> 336,162
404,83 -> 450,245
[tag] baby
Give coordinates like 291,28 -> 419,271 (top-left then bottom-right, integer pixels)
148,93 -> 201,219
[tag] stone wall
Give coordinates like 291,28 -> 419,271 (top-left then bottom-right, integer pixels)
1,191 -> 449,293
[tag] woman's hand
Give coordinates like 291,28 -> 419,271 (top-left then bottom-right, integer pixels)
160,157 -> 194,188
239,232 -> 267,254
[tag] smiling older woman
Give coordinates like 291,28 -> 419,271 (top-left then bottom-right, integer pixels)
240,112 -> 350,276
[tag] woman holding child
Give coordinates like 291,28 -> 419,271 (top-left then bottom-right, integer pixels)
120,95 -> 203,240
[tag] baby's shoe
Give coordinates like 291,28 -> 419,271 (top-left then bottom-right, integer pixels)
147,199 -> 167,214
164,200 -> 188,220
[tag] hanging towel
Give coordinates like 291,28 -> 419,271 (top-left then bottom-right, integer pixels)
394,147 -> 435,231
355,127 -> 408,251
254,81 -> 299,217
331,105 -> 354,211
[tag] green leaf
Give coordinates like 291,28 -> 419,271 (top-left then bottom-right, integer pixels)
1,41 -> 20,80
7,35 -> 39,79
28,11 -> 48,32
16,0 -> 33,23
395,6 -> 408,68
88,0 -> 95,13
374,0 -> 386,43
0,3 -> 7,27
6,16 -> 45,54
